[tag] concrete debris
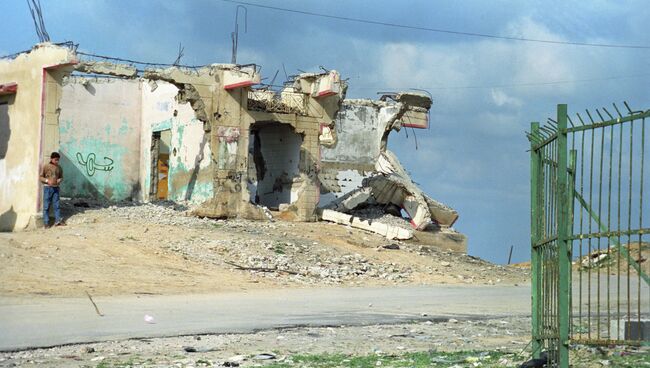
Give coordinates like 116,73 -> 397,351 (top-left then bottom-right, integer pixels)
143,67 -> 214,123
382,244 -> 400,250
223,65 -> 260,90
318,92 -> 458,238
328,187 -> 374,213
581,252 -> 609,268
394,92 -> 433,110
2,42 -> 461,249
319,209 -> 413,240
373,150 -> 458,228
75,61 -> 138,78
325,151 -> 458,231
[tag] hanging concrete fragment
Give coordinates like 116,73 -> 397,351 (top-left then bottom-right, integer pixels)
318,93 -> 458,231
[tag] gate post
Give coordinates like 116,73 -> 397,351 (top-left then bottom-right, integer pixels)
530,122 -> 542,358
556,104 -> 571,367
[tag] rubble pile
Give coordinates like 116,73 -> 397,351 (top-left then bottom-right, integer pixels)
573,242 -> 649,275
161,223 -> 414,284
321,150 -> 460,240
63,199 -> 211,227
347,204 -> 414,231
58,200 -> 529,286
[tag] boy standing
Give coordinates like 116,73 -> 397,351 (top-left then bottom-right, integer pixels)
40,152 -> 65,227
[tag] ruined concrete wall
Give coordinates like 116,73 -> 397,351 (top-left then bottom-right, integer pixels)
320,101 -> 400,166
140,80 -> 212,203
0,44 -> 75,231
318,101 -> 402,205
58,77 -> 142,201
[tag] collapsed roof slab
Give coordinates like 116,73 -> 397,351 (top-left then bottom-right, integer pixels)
318,93 -> 458,231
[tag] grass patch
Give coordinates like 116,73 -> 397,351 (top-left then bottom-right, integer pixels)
265,351 -> 511,367
94,355 -> 154,368
272,242 -> 286,255
263,347 -> 650,368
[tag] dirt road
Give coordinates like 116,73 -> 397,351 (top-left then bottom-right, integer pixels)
0,285 -> 532,351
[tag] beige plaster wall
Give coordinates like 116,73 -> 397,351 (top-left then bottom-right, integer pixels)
140,80 -> 212,203
58,77 -> 142,201
0,44 -> 75,231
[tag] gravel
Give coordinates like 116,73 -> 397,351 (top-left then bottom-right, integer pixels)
0,316 -> 533,367
58,199 -> 530,286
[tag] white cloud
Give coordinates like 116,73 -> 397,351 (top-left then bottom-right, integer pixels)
490,89 -> 522,107
367,16 -> 599,104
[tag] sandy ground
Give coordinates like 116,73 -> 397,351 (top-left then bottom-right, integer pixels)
0,201 -> 539,367
0,201 -> 529,297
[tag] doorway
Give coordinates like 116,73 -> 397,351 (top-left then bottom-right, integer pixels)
150,129 -> 171,200
248,122 -> 303,209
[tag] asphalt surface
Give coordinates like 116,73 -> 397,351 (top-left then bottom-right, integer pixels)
0,285 -> 531,351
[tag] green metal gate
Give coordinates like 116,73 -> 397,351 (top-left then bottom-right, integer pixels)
528,103 -> 650,367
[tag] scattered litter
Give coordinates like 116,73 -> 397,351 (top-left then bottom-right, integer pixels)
85,291 -> 104,317
382,244 -> 400,250
144,314 -> 156,324
253,353 -> 276,360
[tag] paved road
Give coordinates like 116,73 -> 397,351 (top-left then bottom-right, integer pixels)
0,285 -> 532,351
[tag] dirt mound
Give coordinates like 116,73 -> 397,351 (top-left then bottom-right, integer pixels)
0,200 -> 529,297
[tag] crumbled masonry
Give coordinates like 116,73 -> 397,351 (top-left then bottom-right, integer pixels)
75,61 -> 138,78
1,43 -> 462,248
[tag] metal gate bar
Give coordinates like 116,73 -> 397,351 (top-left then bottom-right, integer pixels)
529,103 -> 650,367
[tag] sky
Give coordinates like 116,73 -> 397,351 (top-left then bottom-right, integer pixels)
2,0 -> 649,263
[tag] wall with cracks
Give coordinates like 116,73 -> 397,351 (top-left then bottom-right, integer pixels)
58,77 -> 142,201
140,80 -> 213,203
0,43 -> 76,231
318,100 -> 405,205
1,44 -> 459,233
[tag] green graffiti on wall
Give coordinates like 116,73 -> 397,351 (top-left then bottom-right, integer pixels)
76,152 -> 115,176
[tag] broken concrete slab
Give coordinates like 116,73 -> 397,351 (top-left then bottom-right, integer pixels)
326,187 -> 373,212
319,209 -> 413,240
373,151 -> 458,227
395,92 -> 432,110
75,61 -> 137,78
424,194 -> 459,227
223,66 -> 260,90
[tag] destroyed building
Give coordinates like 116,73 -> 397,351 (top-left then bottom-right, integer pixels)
0,43 -> 461,247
